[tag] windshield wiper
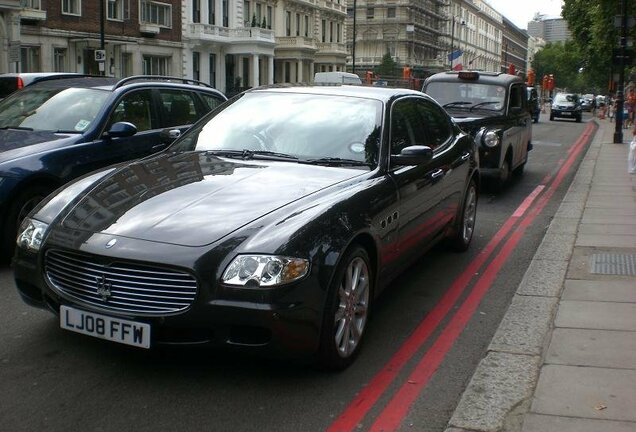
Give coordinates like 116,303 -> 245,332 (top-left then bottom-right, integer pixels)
302,157 -> 371,167
469,101 -> 501,111
443,101 -> 472,109
205,149 -> 298,161
0,126 -> 34,131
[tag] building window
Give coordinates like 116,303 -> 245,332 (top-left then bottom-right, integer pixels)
121,52 -> 132,77
243,1 -> 250,25
222,0 -> 228,26
337,23 -> 341,43
209,53 -> 216,87
53,48 -> 67,71
366,7 -> 374,19
267,6 -> 272,29
321,19 -> 326,42
140,1 -> 172,27
387,7 -> 396,18
20,46 -> 40,72
193,0 -> 200,23
107,0 -> 123,21
192,52 -> 200,80
304,15 -> 309,37
62,0 -> 81,16
143,55 -> 171,75
296,13 -> 300,36
208,0 -> 215,25
24,0 -> 42,9
285,11 -> 291,36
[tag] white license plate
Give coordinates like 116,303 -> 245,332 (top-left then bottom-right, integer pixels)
60,305 -> 150,348
561,112 -> 571,116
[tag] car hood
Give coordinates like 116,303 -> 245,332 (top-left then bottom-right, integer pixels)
0,129 -> 81,163
60,151 -> 363,247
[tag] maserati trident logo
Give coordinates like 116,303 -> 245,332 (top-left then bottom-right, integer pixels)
95,275 -> 112,301
105,238 -> 117,248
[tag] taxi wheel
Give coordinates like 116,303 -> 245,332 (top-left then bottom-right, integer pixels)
315,246 -> 372,371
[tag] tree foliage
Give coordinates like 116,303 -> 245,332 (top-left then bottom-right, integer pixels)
374,51 -> 399,77
532,42 -> 587,93
556,0 -> 636,94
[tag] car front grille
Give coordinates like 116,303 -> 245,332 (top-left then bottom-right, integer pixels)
45,249 -> 197,315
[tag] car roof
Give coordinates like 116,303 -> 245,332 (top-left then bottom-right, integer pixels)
424,71 -> 525,87
24,75 -> 225,96
246,84 -> 429,103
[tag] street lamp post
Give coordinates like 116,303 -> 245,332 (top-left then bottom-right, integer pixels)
352,0 -> 357,75
613,0 -> 628,143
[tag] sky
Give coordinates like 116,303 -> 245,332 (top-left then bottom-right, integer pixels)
484,0 -> 565,29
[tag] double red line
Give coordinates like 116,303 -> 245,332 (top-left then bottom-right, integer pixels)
328,122 -> 597,431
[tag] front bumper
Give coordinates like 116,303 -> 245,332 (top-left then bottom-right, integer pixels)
12,243 -> 325,358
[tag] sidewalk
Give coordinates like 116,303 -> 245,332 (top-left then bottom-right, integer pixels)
444,119 -> 636,432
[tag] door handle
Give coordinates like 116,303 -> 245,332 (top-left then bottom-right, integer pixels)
430,168 -> 445,179
460,152 -> 470,161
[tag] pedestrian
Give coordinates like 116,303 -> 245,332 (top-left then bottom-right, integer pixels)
626,88 -> 636,129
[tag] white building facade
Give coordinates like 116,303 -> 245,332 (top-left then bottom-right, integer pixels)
183,0 -> 347,95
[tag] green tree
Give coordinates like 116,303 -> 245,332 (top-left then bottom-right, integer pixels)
561,0 -> 636,93
532,41 -> 587,93
375,51 -> 398,77
251,13 -> 257,27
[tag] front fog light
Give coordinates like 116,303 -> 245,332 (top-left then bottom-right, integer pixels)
222,255 -> 309,287
17,218 -> 49,252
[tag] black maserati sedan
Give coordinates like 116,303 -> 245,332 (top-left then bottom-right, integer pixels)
13,85 -> 479,370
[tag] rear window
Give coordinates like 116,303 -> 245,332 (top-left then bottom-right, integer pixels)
0,77 -> 19,99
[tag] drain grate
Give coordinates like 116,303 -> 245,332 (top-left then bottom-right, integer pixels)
590,253 -> 636,276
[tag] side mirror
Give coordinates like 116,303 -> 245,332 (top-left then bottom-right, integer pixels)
107,121 -> 137,138
391,145 -> 433,166
159,128 -> 182,144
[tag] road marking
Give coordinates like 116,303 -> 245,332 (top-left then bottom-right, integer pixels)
327,122 -> 597,431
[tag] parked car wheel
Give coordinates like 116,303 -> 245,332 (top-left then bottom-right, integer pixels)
550,113 -> 555,121
315,246 -> 372,370
449,179 -> 478,252
1,185 -> 52,262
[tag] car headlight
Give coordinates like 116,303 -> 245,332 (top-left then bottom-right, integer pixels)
222,254 -> 309,287
482,130 -> 500,148
16,218 -> 49,252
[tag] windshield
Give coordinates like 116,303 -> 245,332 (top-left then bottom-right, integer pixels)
554,94 -> 577,103
426,82 -> 506,111
0,87 -> 110,132
172,92 -> 383,167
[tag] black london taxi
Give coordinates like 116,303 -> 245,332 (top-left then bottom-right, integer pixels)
423,71 -> 532,189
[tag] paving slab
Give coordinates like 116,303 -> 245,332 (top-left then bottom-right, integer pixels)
578,223 -> 636,235
555,300 -> 636,331
576,233 -> 636,248
522,413 -> 636,432
545,328 -> 636,369
531,365 -> 636,422
566,246 -> 636,281
562,280 -> 636,302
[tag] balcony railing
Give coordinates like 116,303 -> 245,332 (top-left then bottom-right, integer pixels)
316,42 -> 347,54
20,0 -> 46,21
186,23 -> 275,43
276,36 -> 317,51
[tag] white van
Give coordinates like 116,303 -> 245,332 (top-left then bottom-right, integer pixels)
313,71 -> 362,85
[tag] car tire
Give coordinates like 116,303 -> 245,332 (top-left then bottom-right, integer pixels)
315,245 -> 372,371
1,185 -> 52,262
449,178 -> 477,252
494,157 -> 511,191
576,115 -> 582,123
550,114 -> 555,121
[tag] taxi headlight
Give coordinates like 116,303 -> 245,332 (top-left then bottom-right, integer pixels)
16,218 -> 48,252
222,254 -> 309,287
483,130 -> 500,148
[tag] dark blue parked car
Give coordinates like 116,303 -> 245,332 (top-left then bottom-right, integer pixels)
0,75 -> 227,261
